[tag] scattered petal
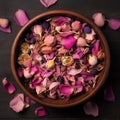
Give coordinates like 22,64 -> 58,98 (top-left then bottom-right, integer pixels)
67,68 -> 82,76
104,85 -> 115,102
14,9 -> 29,26
92,12 -> 105,27
2,77 -> 16,94
0,18 -> 11,33
108,19 -> 120,30
9,93 -> 29,113
35,106 -> 48,117
40,0 -> 57,8
83,101 -> 99,117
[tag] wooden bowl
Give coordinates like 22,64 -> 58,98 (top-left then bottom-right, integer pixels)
11,10 -> 110,108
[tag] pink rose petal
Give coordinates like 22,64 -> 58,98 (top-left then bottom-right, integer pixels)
83,101 -> 99,117
108,19 -> 120,30
0,18 -> 11,33
104,85 -> 115,102
40,0 -> 57,8
62,36 -> 76,49
58,84 -> 74,98
92,12 -> 105,27
35,106 -> 48,117
14,9 -> 29,26
0,26 -> 11,33
9,93 -> 29,113
2,77 -> 16,94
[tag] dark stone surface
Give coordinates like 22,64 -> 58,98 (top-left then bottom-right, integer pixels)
0,0 -> 120,119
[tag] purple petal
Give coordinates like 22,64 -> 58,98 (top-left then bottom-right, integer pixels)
40,0 -> 57,8
83,101 -> 99,117
35,106 -> 48,117
30,66 -> 38,75
104,85 -> 115,102
9,93 -> 29,113
108,19 -> 120,30
25,96 -> 36,104
74,85 -> 83,94
92,40 -> 100,55
2,77 -> 16,94
17,67 -> 23,77
62,36 -> 76,49
14,9 -> 29,26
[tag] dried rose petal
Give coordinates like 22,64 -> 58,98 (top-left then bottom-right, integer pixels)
40,0 -> 57,8
67,68 -> 82,76
83,101 -> 99,117
92,12 -> 105,27
33,25 -> 42,37
108,19 -> 120,30
62,36 -> 76,49
58,84 -> 74,98
0,18 -> 11,33
35,106 -> 48,117
104,85 -> 115,102
9,93 -> 29,113
2,77 -> 16,94
17,67 -> 23,77
14,9 -> 29,26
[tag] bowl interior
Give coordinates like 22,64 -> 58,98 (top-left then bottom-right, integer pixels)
11,10 -> 110,108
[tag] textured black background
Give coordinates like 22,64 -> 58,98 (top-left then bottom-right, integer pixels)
0,0 -> 120,120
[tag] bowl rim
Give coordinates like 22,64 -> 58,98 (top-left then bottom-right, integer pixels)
11,9 -> 110,108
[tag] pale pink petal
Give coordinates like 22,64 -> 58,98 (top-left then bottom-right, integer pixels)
104,85 -> 115,102
2,77 -> 16,94
49,82 -> 60,90
67,68 -> 82,76
9,93 -> 29,113
35,106 -> 48,117
92,12 -> 105,27
14,9 -> 29,26
108,19 -> 120,30
83,101 -> 99,117
40,0 -> 57,8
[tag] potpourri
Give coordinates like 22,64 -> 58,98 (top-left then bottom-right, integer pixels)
17,16 -> 105,100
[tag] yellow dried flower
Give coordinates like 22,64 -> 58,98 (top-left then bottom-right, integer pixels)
61,56 -> 74,66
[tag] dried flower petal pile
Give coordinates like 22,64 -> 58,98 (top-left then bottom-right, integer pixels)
17,16 -> 105,100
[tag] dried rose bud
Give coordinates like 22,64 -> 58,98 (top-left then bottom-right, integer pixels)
77,37 -> 88,47
46,58 -> 55,69
71,20 -> 81,31
44,35 -> 56,46
92,12 -> 105,27
88,55 -> 98,66
61,56 -> 74,66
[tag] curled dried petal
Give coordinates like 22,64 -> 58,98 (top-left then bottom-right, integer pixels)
35,106 -> 48,117
83,101 -> 99,117
2,77 -> 16,94
14,9 -> 29,26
